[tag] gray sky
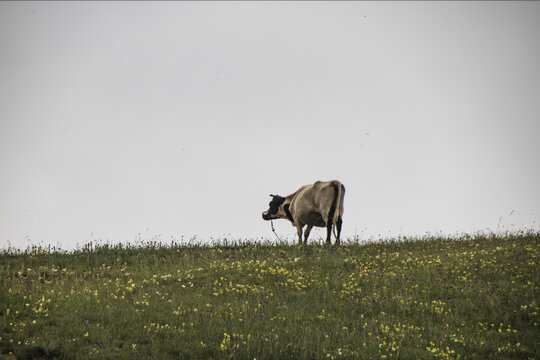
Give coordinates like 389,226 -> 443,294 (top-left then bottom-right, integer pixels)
1,1 -> 539,250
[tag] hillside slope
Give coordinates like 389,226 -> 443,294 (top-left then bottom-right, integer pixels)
1,233 -> 539,359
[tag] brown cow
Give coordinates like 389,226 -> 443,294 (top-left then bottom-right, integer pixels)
262,180 -> 345,244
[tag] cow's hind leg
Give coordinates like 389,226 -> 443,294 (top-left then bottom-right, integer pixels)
326,221 -> 333,245
336,216 -> 343,245
304,225 -> 313,245
326,206 -> 337,245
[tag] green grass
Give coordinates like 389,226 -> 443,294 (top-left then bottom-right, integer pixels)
1,233 -> 539,359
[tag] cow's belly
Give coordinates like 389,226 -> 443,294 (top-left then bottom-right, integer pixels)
298,212 -> 326,227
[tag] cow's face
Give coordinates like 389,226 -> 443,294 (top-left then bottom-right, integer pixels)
262,195 -> 288,221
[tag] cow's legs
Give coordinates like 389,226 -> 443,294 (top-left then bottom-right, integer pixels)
296,224 -> 304,245
326,221 -> 333,245
303,225 -> 313,244
336,216 -> 343,245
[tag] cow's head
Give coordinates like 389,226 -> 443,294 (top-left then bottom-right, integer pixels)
262,195 -> 290,221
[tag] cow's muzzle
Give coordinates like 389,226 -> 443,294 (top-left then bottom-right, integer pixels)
262,212 -> 272,221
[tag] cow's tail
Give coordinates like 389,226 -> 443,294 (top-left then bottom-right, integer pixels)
331,180 -> 345,226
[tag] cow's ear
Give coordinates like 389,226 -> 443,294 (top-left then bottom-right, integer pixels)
270,194 -> 275,198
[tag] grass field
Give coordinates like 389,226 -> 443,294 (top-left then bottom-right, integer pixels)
1,232 -> 538,359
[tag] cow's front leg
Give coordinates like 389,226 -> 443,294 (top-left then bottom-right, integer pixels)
296,224 -> 304,245
303,225 -> 313,245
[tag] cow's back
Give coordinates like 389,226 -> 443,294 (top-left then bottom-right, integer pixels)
290,180 -> 343,227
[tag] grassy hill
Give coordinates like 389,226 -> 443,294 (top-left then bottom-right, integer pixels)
1,233 -> 538,359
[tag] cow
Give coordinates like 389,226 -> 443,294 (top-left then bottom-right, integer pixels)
262,180 -> 345,245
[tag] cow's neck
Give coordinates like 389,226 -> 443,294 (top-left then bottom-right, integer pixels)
283,204 -> 294,223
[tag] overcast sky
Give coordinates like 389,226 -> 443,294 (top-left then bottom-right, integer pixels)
1,1 -> 539,250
